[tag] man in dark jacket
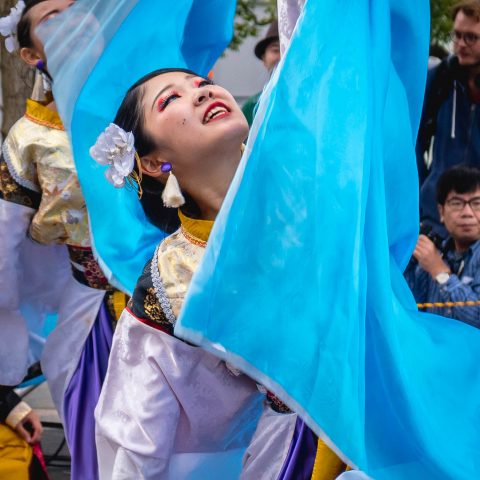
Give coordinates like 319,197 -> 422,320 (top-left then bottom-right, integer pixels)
417,1 -> 480,236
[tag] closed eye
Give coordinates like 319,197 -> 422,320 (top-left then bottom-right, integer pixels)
158,92 -> 180,111
40,9 -> 60,23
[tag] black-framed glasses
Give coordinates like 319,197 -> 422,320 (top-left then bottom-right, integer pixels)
450,30 -> 480,47
445,197 -> 480,212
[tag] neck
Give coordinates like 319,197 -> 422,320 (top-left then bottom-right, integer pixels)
185,145 -> 243,221
454,239 -> 475,253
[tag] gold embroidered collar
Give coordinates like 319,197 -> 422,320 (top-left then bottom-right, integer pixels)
178,210 -> 214,247
25,98 -> 64,131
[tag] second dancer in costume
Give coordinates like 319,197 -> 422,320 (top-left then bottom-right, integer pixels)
0,1 -> 127,478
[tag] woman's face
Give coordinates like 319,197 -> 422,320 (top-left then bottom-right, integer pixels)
22,0 -> 75,64
140,71 -> 249,180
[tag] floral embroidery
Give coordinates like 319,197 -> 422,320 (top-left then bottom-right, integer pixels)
143,288 -> 174,333
0,160 -> 39,209
130,261 -> 174,335
267,391 -> 292,414
144,288 -> 164,321
68,246 -> 110,290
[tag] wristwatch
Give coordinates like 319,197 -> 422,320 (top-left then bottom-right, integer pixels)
435,272 -> 451,285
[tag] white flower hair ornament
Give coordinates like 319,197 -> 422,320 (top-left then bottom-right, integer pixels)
90,123 -> 186,208
0,0 -> 25,53
90,123 -> 143,196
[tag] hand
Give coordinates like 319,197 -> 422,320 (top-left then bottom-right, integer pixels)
413,235 -> 451,278
15,410 -> 43,445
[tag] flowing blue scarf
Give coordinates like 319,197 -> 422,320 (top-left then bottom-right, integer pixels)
40,0 -> 480,477
39,0 -> 236,294
176,1 -> 480,478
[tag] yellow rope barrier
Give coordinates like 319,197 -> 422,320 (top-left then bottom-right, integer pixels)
417,300 -> 480,309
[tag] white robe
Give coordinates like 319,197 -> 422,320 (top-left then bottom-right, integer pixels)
95,309 -> 265,480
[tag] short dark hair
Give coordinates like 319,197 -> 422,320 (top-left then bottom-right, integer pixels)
436,165 -> 480,205
114,68 -> 207,230
452,1 -> 480,22
17,0 -> 49,49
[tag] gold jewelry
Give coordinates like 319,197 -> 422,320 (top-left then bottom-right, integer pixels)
126,152 -> 143,199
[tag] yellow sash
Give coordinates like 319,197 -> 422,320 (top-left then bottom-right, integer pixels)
311,439 -> 349,480
0,424 -> 32,480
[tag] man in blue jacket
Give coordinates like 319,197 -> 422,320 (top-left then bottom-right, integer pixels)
406,166 -> 480,327
417,1 -> 480,235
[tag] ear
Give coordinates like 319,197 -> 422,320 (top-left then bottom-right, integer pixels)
438,204 -> 445,223
19,47 -> 42,68
139,152 -> 169,180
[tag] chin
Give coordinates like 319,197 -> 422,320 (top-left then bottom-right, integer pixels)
213,117 -> 248,143
457,55 -> 479,67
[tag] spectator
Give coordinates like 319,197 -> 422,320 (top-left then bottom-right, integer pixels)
0,385 -> 46,479
242,21 -> 280,125
416,1 -> 480,236
406,166 -> 480,327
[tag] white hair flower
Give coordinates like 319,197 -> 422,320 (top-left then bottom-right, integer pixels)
0,1 -> 25,53
90,123 -> 136,188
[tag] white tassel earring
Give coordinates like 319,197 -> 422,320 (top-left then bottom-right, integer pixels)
161,164 -> 185,208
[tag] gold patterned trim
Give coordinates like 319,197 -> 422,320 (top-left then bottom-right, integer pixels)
178,210 -> 213,246
180,226 -> 208,248
5,401 -> 32,429
25,98 -> 64,131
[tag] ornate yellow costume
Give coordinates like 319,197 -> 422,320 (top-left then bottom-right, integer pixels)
2,99 -> 90,247
0,98 -> 125,480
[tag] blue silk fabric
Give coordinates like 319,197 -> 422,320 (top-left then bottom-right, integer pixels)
39,0 -> 236,294
176,1 -> 480,478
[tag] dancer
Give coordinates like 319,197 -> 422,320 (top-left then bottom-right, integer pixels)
93,69 -> 349,479
0,1 -> 127,478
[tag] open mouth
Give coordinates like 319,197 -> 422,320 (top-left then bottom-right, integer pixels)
203,102 -> 231,124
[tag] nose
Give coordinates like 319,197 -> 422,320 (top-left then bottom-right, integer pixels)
194,87 -> 213,106
461,203 -> 475,215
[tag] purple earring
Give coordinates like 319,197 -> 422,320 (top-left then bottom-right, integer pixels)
161,163 -> 172,173
36,60 -> 45,71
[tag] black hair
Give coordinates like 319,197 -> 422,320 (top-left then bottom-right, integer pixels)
436,165 -> 480,205
114,68 -> 206,231
17,0 -> 49,48
114,68 -> 201,156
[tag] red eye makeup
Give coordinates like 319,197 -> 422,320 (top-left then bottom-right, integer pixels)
157,92 -> 180,111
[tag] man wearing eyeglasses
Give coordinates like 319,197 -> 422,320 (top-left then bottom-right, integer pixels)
417,1 -> 480,238
406,166 -> 480,327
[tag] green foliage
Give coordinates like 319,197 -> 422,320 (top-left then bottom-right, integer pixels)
230,0 -> 277,51
232,0 -> 459,50
431,0 -> 456,45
